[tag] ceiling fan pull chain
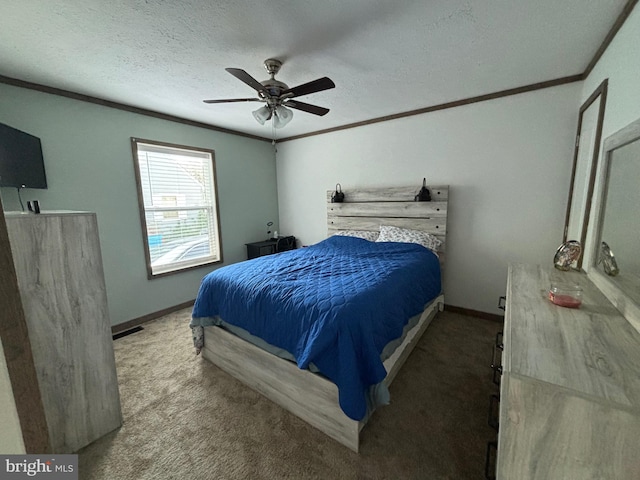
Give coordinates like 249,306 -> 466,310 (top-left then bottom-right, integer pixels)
272,121 -> 277,149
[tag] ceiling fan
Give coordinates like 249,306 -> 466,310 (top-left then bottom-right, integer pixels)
203,59 -> 335,128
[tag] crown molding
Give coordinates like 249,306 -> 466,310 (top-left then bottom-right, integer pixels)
0,74 -> 272,143
1,0 -> 636,144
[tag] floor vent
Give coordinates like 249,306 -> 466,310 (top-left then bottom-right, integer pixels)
112,326 -> 144,340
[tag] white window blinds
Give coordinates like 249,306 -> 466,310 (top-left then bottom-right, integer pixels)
132,139 -> 222,277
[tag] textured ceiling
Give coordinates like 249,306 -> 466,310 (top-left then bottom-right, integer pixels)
0,0 -> 629,140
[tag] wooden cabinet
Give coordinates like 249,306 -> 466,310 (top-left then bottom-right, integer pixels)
5,211 -> 122,453
496,263 -> 640,479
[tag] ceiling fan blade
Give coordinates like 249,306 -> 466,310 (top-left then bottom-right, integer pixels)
225,68 -> 269,95
281,77 -> 335,98
203,98 -> 261,104
285,100 -> 330,116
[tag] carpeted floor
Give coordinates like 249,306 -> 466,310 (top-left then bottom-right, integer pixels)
78,308 -> 502,480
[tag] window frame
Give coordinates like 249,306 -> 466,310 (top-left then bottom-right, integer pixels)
130,137 -> 223,279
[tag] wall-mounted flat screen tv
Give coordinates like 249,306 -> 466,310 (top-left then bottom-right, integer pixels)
0,122 -> 47,189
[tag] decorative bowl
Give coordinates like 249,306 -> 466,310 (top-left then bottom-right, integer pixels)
548,283 -> 583,308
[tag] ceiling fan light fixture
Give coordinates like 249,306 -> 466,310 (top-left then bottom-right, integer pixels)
252,105 -> 272,125
207,60 -> 334,129
273,105 -> 293,129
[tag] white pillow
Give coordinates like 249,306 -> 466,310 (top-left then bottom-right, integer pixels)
376,225 -> 441,254
333,230 -> 380,242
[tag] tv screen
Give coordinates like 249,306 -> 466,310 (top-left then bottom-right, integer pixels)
0,122 -> 47,189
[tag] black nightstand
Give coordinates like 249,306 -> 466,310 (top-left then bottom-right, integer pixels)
246,236 -> 296,260
246,239 -> 277,259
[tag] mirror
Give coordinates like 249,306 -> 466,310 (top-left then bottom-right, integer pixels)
589,115 -> 640,329
563,80 -> 607,269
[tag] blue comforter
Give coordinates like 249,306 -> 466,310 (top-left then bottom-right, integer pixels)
191,235 -> 441,420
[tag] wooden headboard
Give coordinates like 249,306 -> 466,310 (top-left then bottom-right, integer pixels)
326,185 -> 448,264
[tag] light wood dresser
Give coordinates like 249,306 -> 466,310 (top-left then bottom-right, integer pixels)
495,263 -> 640,479
5,211 -> 122,453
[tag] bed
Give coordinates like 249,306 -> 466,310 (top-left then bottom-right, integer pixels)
190,185 -> 448,451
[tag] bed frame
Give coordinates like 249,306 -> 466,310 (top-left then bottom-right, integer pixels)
201,185 -> 449,452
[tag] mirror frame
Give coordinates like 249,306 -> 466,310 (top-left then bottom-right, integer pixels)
588,115 -> 640,331
563,79 -> 608,269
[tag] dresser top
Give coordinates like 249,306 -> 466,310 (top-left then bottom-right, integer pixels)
5,210 -> 92,218
505,263 -> 640,409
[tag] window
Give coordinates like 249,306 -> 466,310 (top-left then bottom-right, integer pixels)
131,138 -> 223,277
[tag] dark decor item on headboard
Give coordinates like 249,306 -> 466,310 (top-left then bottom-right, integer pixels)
414,178 -> 431,202
331,183 -> 344,203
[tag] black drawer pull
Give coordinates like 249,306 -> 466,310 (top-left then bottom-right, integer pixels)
492,365 -> 503,386
490,343 -> 500,370
488,394 -> 500,431
498,296 -> 506,311
485,441 -> 498,480
490,341 -> 503,386
491,331 -> 504,386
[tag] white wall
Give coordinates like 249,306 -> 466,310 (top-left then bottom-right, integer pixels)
0,84 -> 278,325
0,341 -> 25,454
582,5 -> 640,270
582,7 -> 640,140
276,83 -> 581,314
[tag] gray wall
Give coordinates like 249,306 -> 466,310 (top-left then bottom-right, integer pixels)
276,83 -> 581,315
0,84 -> 278,326
581,5 -> 640,271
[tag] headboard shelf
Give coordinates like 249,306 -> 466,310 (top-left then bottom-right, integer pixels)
328,201 -> 447,218
327,185 -> 449,264
326,185 -> 448,203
